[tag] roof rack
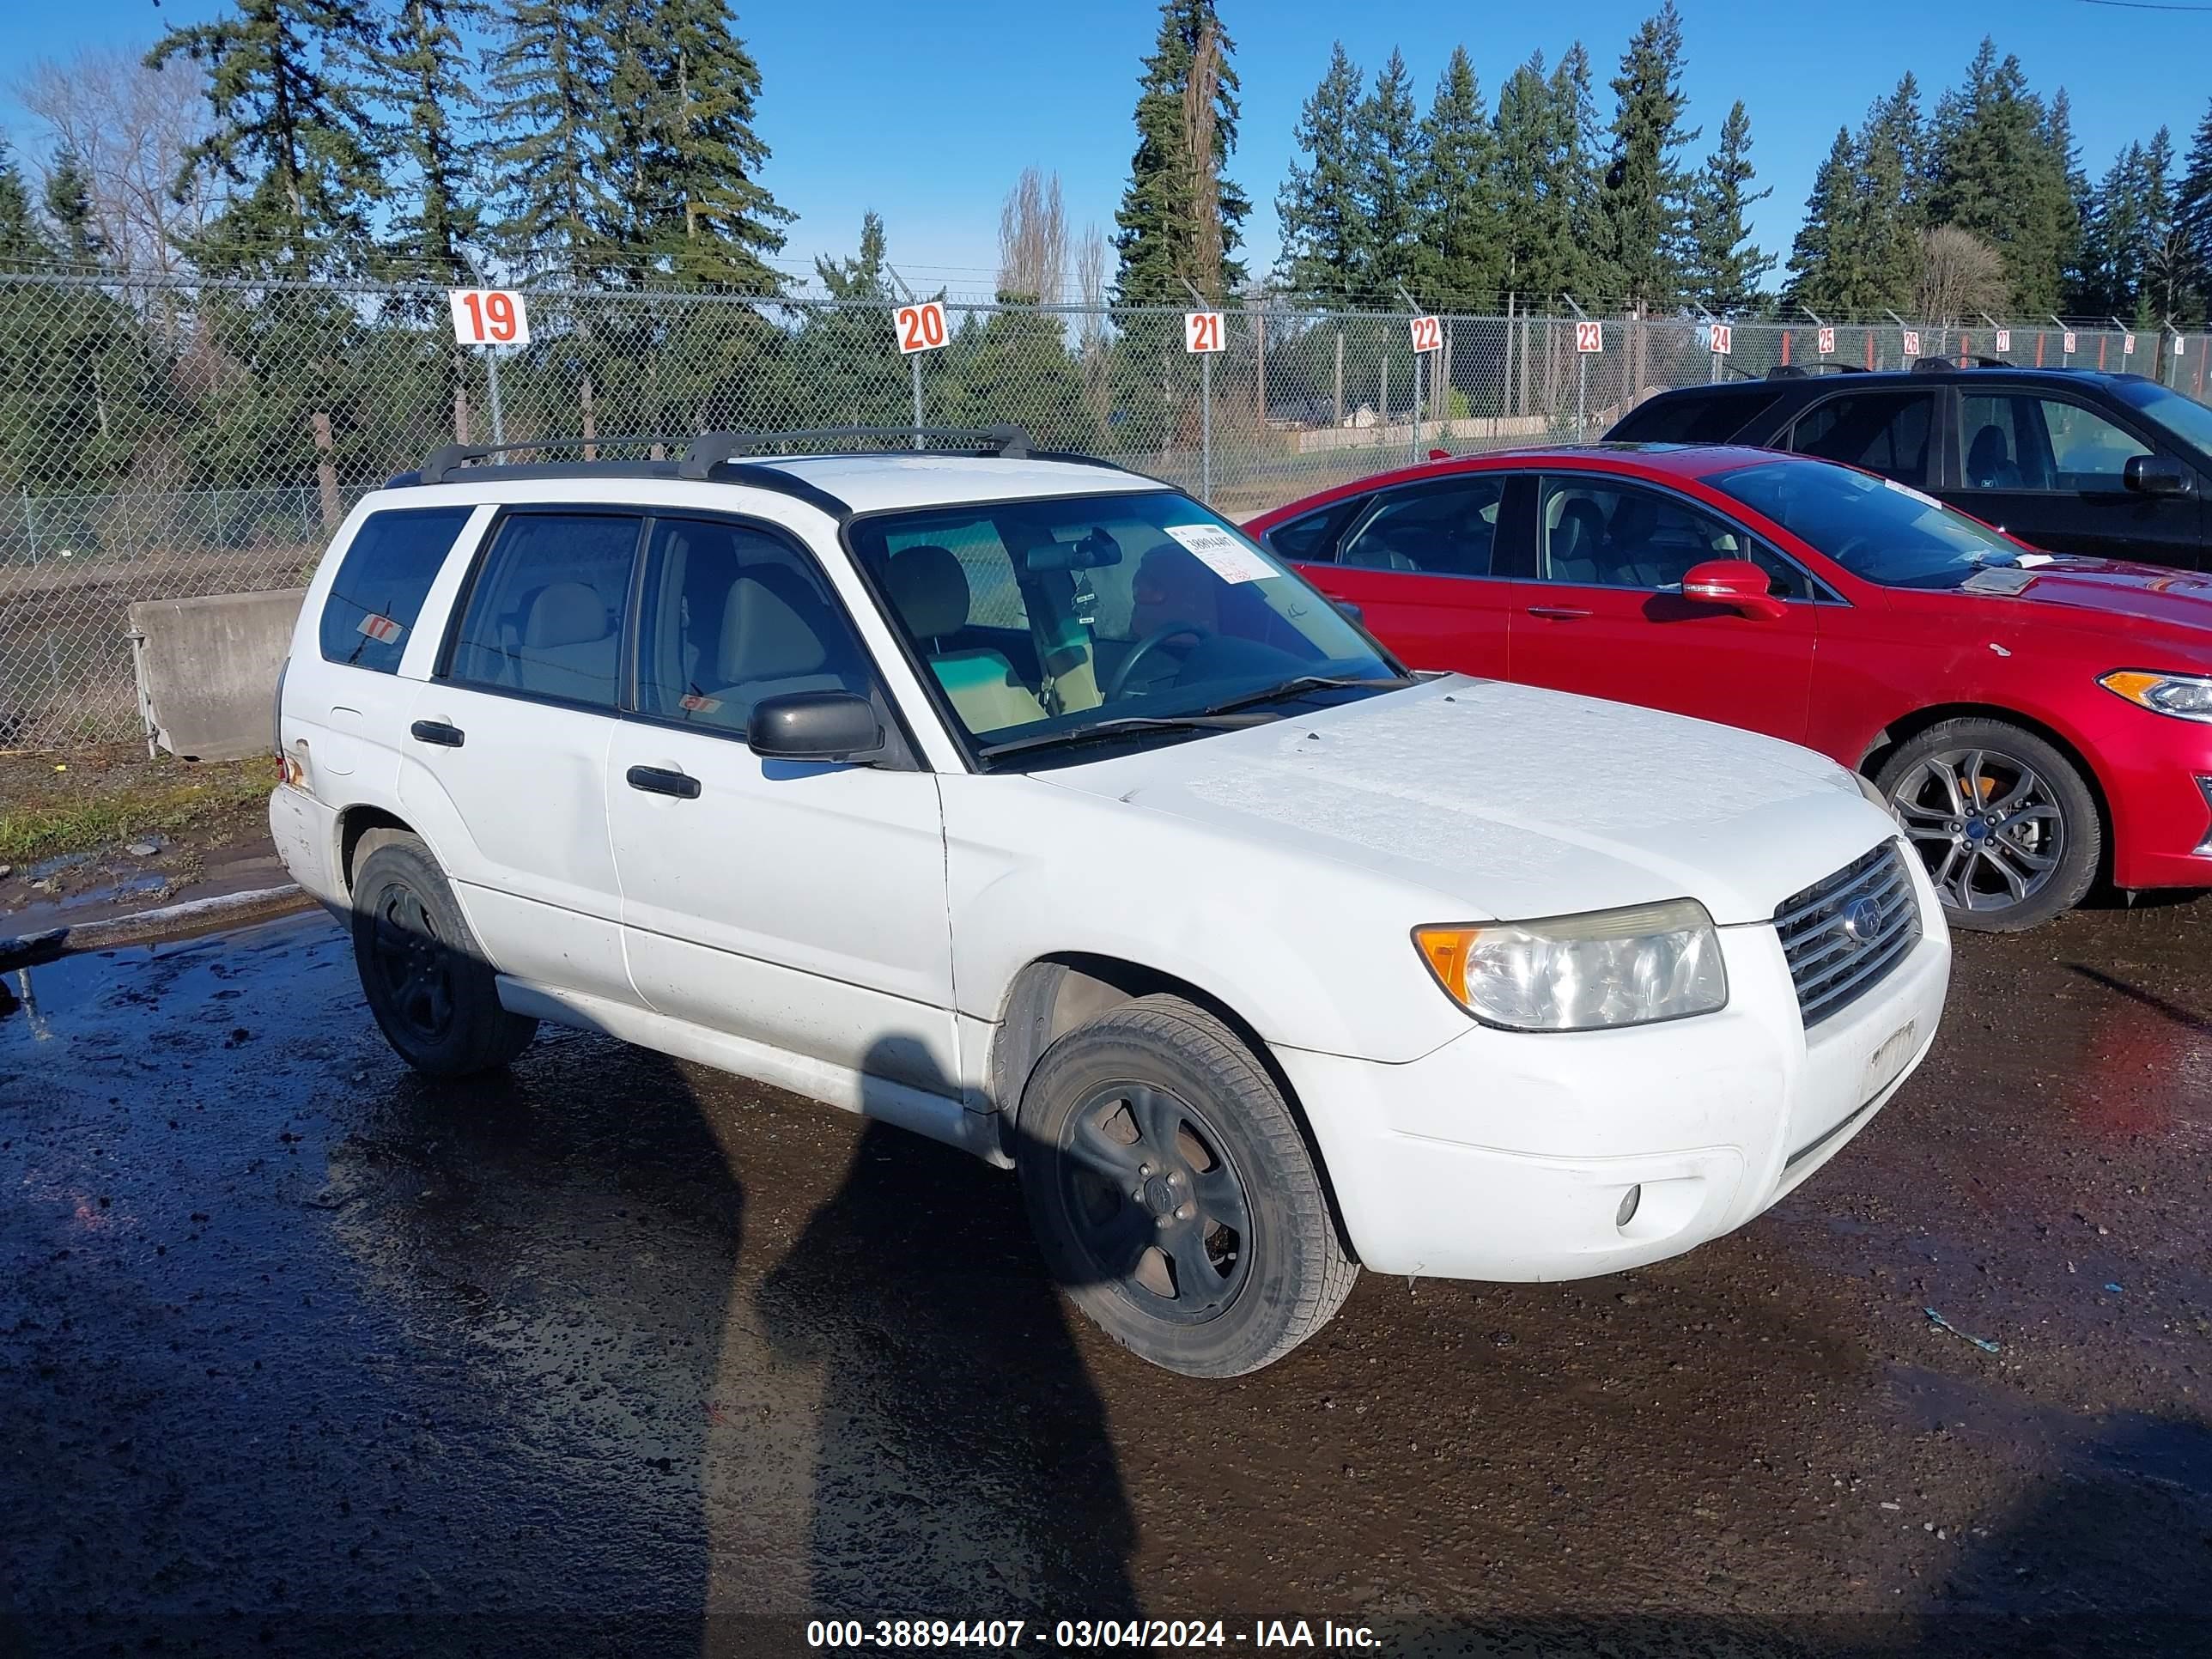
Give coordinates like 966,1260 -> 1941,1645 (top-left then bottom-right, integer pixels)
1909,354 -> 2010,374
416,423 -> 1041,487
1767,362 -> 1863,379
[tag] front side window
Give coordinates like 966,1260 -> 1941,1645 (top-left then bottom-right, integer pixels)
1338,477 -> 1505,577
847,489 -> 1402,757
1709,458 -> 2024,590
635,517 -> 876,738
1960,393 -> 2150,491
318,506 -> 474,672
446,513 -> 641,708
1789,392 -> 1936,487
1536,477 -> 1807,597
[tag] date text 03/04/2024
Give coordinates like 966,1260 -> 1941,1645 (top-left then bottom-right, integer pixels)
805,1619 -> 1382,1650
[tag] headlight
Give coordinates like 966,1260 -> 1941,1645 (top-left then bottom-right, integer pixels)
1854,771 -> 1896,817
1413,899 -> 1729,1032
2100,670 -> 2212,723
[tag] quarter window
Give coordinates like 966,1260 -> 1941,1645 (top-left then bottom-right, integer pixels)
1789,392 -> 1936,488
446,513 -> 641,709
635,517 -> 875,738
1338,478 -> 1505,577
317,507 -> 474,672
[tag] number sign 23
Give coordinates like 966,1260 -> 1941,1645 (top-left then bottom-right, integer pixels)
896,301 -> 949,354
448,289 -> 530,347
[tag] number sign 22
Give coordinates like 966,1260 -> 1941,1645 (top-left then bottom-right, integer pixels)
1409,315 -> 1443,354
896,301 -> 949,354
447,289 -> 530,347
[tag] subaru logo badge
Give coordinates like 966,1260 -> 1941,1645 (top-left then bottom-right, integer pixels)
1841,897 -> 1882,944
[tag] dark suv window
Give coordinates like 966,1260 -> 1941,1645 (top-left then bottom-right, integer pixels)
1788,392 -> 1935,487
446,513 -> 643,708
318,507 -> 474,672
1611,390 -> 1782,444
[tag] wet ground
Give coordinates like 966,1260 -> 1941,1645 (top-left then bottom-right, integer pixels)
3,899 -> 2209,1658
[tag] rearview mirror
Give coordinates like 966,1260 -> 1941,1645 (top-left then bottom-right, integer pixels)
2124,454 -> 2190,496
1681,558 -> 1787,621
748,691 -> 884,762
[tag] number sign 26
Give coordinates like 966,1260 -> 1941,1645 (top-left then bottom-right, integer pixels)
896,301 -> 948,355
447,289 -> 530,347
1184,312 -> 1224,354
1409,315 -> 1443,354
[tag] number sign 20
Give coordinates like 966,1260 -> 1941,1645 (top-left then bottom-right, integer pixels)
447,289 -> 530,347
896,301 -> 949,355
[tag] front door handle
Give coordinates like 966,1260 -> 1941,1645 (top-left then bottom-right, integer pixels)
1525,605 -> 1592,621
625,764 -> 701,799
410,720 -> 465,747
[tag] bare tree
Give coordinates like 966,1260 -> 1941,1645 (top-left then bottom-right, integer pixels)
1075,222 -> 1107,356
1913,225 -> 2008,325
18,47 -> 219,276
997,167 -> 1067,303
1181,19 -> 1224,300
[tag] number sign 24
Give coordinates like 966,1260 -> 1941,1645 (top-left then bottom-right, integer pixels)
896,301 -> 948,355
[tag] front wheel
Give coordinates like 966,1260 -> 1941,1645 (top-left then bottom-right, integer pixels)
1874,718 -> 2100,932
1015,994 -> 1356,1377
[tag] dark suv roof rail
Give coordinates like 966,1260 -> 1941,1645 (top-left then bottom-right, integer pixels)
678,424 -> 1034,478
1766,362 -> 1863,379
1909,354 -> 2010,374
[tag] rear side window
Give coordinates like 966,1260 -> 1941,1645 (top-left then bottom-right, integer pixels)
1789,392 -> 1935,487
1612,391 -> 1781,444
446,513 -> 643,709
318,507 -> 474,672
1339,477 -> 1506,576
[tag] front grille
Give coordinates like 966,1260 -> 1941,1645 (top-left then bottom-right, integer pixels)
1775,841 -> 1922,1029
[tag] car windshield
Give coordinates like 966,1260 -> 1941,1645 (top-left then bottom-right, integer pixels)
2113,379 -> 2212,456
846,489 -> 1406,763
1705,457 -> 2025,589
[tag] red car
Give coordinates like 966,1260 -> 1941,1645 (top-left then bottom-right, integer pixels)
1247,444 -> 2212,931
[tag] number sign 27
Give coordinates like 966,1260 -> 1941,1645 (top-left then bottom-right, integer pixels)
447,289 -> 530,347
896,301 -> 948,355
1184,312 -> 1224,354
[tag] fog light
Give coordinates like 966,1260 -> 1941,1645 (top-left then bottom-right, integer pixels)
1615,1184 -> 1643,1228
2196,776 -> 2212,856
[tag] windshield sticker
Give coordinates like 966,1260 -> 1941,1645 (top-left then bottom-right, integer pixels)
1164,522 -> 1274,585
678,691 -> 723,714
1960,567 -> 2037,596
357,612 -> 404,644
1881,477 -> 1944,512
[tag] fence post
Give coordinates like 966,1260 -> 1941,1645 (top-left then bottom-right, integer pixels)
1200,346 -> 1212,503
580,374 -> 598,460
1378,354 -> 1389,447
453,383 -> 471,445
486,350 -> 507,446
1255,306 -> 1267,434
311,411 -> 340,532
1332,328 -> 1343,428
20,486 -> 36,568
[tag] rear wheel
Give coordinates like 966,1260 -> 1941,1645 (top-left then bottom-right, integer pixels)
1874,718 -> 2100,932
349,830 -> 537,1075
1015,994 -> 1355,1377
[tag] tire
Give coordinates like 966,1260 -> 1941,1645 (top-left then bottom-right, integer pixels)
349,830 -> 537,1076
1874,718 -> 2100,933
1015,994 -> 1356,1377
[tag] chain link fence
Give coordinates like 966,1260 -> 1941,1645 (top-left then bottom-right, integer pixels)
3,265 -> 2208,749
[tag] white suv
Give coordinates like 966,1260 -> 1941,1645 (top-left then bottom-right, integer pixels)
270,428 -> 1951,1376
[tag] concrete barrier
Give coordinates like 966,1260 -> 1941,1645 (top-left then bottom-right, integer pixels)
127,587 -> 305,761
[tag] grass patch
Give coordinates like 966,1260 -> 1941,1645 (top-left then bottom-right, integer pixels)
0,760 -> 269,866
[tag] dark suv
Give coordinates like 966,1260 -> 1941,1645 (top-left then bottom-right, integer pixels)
1607,364 -> 2211,570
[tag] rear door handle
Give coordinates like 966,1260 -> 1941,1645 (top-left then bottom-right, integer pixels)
1525,605 -> 1592,621
625,764 -> 701,799
410,720 -> 465,747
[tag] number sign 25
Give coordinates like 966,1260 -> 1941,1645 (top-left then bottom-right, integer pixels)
896,301 -> 949,355
1184,312 -> 1224,354
447,289 -> 530,347
1409,315 -> 1442,354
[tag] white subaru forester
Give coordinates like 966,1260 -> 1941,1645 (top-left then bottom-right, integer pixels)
270,427 -> 1950,1376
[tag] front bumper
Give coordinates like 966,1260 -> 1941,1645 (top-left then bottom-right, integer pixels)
1272,866 -> 1952,1281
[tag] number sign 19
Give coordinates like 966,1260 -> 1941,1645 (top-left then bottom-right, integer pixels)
896,301 -> 948,355
1816,326 -> 1836,356
1574,319 -> 1604,354
1409,315 -> 1443,354
447,289 -> 530,347
1184,312 -> 1224,354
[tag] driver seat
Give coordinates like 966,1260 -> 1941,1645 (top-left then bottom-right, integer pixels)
881,544 -> 1046,734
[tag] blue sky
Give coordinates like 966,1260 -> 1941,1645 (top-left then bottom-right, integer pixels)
5,0 -> 2209,293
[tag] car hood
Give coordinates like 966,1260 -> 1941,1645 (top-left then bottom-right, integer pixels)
1036,676 -> 1895,926
1960,556 -> 2212,644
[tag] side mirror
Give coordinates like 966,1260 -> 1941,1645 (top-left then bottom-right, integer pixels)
2124,454 -> 2190,496
1681,557 -> 1787,621
1332,599 -> 1366,623
748,691 -> 884,763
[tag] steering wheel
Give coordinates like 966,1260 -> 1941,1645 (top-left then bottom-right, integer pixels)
1106,623 -> 1214,700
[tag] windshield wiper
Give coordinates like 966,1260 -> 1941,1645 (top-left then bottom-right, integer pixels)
975,712 -> 1272,763
1192,673 -> 1414,719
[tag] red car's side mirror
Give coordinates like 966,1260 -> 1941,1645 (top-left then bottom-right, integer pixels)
1682,558 -> 1787,621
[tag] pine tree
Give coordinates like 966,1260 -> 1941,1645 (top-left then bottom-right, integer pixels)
147,0 -> 386,276
1275,43 -> 1370,301
364,0 -> 482,283
2140,126 -> 2184,322
483,0 -> 618,279
1113,0 -> 1249,304
1857,76 -> 1927,310
1595,3 -> 1698,307
43,147 -> 104,266
1490,55 -> 1551,299
1784,128 -> 1866,313
2077,143 -> 2146,317
1356,49 -> 1421,300
2179,98 -> 2212,319
2046,88 -> 2094,307
1548,45 -> 1603,297
1926,37 -> 2075,311
1412,46 -> 1501,308
0,142 -> 49,271
1682,101 -> 1771,310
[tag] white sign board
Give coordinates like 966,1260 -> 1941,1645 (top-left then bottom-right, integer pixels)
1995,328 -> 2012,352
1409,315 -> 1443,354
2063,331 -> 2078,355
447,289 -> 530,347
2123,332 -> 2136,356
1709,323 -> 1732,356
1816,326 -> 1835,356
1183,311 -> 1224,354
1901,330 -> 1922,359
2176,336 -> 2187,357
1574,319 -> 1604,354
895,301 -> 948,355
1164,522 -> 1273,585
